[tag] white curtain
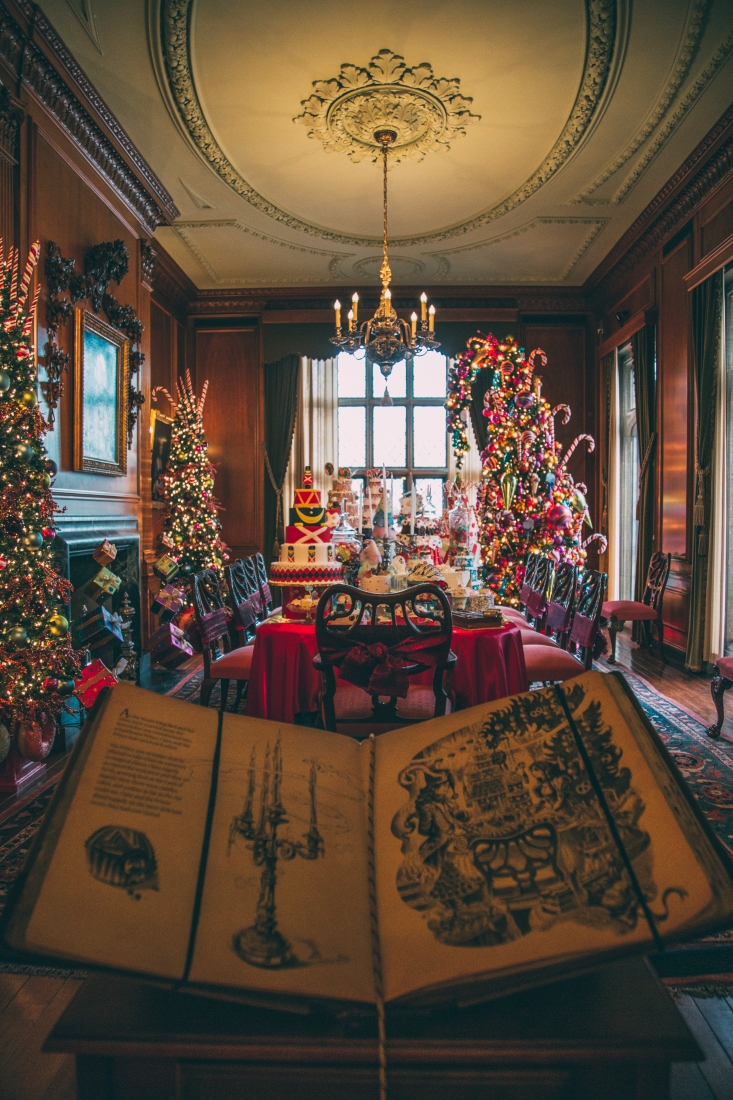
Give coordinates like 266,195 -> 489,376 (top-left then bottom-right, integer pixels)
446,359 -> 484,506
705,310 -> 727,663
284,358 -> 339,508
606,350 -> 621,601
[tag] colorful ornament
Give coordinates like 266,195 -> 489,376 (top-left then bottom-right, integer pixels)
19,388 -> 38,408
48,612 -> 70,636
16,714 -> 56,761
0,370 -> 10,393
7,625 -> 28,647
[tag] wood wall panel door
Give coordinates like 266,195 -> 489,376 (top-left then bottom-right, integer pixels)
521,323 -> 593,509
659,239 -> 692,562
195,327 -> 263,559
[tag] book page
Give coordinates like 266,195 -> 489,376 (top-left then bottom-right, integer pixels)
20,684 -> 218,979
373,672 -> 730,1003
188,713 -> 376,1005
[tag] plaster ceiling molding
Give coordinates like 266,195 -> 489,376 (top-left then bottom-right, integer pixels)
179,178 -> 216,210
64,0 -> 102,55
292,48 -> 479,163
425,217 -> 609,284
611,28 -> 733,203
332,252 -> 451,284
155,0 -> 617,247
172,220 -> 353,285
572,0 -> 710,204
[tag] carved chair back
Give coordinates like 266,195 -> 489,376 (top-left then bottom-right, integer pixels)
192,569 -> 233,676
524,554 -> 555,625
242,556 -> 264,619
254,552 -> 273,617
544,562 -> 578,648
642,551 -> 672,611
224,559 -> 258,644
568,569 -> 607,671
519,553 -> 540,610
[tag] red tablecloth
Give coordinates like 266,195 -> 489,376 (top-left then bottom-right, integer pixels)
245,619 -> 527,724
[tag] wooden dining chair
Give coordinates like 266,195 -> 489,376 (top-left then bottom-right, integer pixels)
313,583 -> 456,736
242,556 -> 264,621
224,559 -> 259,648
524,554 -> 555,631
602,551 -> 671,664
522,569 -> 607,683
254,552 -> 274,618
707,658 -> 733,739
517,562 -> 578,651
193,569 -> 254,711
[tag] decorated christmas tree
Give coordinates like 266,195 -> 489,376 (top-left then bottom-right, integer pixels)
0,241 -> 80,744
446,334 -> 606,604
154,371 -> 228,580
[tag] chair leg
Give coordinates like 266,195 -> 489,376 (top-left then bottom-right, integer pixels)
321,668 -> 338,732
433,668 -> 448,717
607,617 -> 622,664
218,679 -> 230,711
234,679 -> 246,713
708,676 -> 733,739
656,616 -> 666,663
200,678 -> 216,708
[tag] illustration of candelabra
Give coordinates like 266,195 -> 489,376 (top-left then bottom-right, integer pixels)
229,739 -> 324,968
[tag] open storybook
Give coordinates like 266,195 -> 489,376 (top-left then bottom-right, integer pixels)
4,671 -> 733,1012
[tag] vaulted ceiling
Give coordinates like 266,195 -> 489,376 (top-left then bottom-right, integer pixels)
39,0 -> 733,288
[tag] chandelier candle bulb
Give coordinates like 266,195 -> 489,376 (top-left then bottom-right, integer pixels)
334,300 -> 341,331
348,309 -> 354,332
352,292 -> 359,322
429,304 -> 436,332
420,291 -> 427,322
411,312 -> 417,338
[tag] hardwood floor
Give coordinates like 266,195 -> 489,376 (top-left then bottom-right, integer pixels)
2,631 -> 732,1100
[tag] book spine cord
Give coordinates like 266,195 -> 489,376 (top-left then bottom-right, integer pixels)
367,735 -> 388,1100
553,686 -> 664,952
178,710 -> 225,987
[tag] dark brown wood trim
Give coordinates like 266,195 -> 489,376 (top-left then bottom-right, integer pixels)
596,309 -> 651,359
684,231 -> 733,291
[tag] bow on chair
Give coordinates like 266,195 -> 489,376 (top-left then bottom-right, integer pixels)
325,633 -> 449,698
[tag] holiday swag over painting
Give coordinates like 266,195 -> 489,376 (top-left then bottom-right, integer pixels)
0,241 -> 80,758
446,334 -> 606,603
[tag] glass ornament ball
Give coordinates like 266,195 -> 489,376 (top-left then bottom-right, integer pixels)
19,388 -> 38,408
7,625 -> 28,647
48,612 -> 69,636
42,677 -> 59,692
41,473 -> 52,489
0,556 -> 6,569
23,530 -> 44,549
45,459 -> 58,476
15,442 -> 34,460
0,370 -> 10,393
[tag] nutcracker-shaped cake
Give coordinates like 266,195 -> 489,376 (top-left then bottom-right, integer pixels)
270,468 -> 342,614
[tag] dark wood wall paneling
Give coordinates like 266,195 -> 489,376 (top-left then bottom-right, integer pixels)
591,108 -> 733,658
193,326 -> 264,561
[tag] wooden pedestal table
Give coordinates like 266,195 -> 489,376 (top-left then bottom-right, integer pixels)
45,957 -> 699,1100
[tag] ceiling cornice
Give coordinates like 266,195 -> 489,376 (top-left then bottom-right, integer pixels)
588,103 -> 733,297
157,0 -> 617,247
0,0 -> 178,232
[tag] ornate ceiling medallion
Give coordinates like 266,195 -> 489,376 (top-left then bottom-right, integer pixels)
294,49 -> 479,162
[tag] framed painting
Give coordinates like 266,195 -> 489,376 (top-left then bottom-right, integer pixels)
150,408 -> 173,502
73,309 -> 129,475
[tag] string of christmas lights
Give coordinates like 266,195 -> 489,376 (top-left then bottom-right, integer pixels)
154,370 -> 229,581
0,240 -> 80,740
447,334 -> 606,604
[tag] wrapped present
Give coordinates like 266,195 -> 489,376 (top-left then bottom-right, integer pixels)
92,540 -> 117,567
160,532 -> 175,550
150,622 -> 193,668
73,605 -> 124,651
74,659 -> 118,708
84,566 -> 122,600
150,583 -> 186,623
153,554 -> 179,582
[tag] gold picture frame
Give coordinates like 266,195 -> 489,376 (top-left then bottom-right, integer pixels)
150,407 -> 174,502
73,309 -> 129,475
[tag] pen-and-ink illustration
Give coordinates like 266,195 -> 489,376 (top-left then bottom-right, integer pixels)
84,826 -> 158,898
228,738 -> 326,968
392,683 -> 686,947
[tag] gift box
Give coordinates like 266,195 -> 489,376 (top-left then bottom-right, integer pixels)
74,659 -> 118,708
149,622 -> 193,668
153,554 -> 180,582
150,583 -> 186,623
92,540 -> 117,567
73,605 -> 124,651
84,566 -> 122,601
160,532 -> 175,550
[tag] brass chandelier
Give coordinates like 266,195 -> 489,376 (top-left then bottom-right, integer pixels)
331,130 -> 439,389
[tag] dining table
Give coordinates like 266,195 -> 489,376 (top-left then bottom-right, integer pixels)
245,616 -> 527,724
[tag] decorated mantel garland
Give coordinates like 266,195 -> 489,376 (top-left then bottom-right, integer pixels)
446,333 -> 607,603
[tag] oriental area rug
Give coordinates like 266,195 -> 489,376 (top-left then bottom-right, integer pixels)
1,668 -> 732,992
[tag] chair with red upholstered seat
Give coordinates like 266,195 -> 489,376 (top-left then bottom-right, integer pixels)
518,562 -> 578,650
708,657 -> 733,739
254,552 -> 274,619
224,559 -> 259,648
497,553 -> 553,627
313,583 -> 456,737
602,551 -> 671,664
523,569 -> 606,683
193,569 -> 254,711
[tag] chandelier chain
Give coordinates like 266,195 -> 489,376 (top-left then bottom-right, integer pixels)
380,140 -> 391,290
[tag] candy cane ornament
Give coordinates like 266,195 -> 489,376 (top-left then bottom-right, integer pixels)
583,532 -> 608,555
560,434 -> 595,469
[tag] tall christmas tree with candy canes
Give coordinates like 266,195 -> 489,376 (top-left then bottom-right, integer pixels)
154,371 -> 229,582
446,334 -> 606,604
0,241 -> 80,753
